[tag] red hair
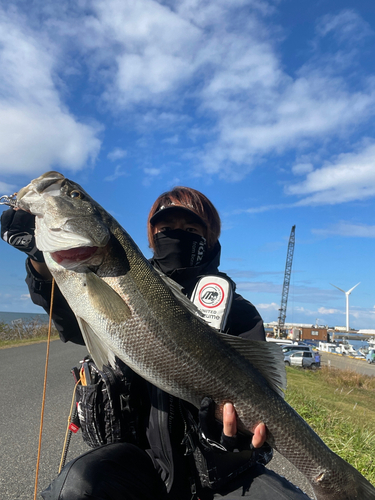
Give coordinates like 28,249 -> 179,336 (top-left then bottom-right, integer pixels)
148,186 -> 221,250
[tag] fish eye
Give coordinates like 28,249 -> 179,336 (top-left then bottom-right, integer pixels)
70,190 -> 83,199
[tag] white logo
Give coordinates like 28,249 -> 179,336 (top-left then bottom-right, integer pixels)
198,282 -> 225,309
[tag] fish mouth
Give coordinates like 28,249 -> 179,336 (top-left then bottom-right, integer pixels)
51,246 -> 99,264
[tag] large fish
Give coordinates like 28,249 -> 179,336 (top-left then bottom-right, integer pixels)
17,171 -> 375,500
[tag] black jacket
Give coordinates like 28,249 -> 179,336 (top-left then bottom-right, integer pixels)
25,244 -> 270,499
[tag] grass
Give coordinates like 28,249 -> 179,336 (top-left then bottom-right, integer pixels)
0,319 -> 59,348
285,366 -> 375,485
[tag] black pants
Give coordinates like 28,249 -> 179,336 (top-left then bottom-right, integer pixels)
41,443 -> 312,500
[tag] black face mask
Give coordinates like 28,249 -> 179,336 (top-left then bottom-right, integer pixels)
153,229 -> 208,275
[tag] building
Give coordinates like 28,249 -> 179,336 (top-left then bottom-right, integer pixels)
265,322 -> 328,342
291,326 -> 328,342
265,321 -> 374,343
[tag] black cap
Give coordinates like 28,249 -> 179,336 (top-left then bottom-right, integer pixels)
150,204 -> 206,227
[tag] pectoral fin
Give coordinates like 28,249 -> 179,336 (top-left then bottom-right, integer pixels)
85,271 -> 132,323
76,316 -> 116,370
76,272 -> 132,369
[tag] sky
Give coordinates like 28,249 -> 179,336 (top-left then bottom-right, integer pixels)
1,0 -> 375,331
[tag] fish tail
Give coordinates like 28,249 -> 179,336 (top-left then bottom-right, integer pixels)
349,474 -> 375,500
313,464 -> 375,500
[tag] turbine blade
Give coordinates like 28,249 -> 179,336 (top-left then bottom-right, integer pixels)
330,283 -> 345,293
347,282 -> 360,295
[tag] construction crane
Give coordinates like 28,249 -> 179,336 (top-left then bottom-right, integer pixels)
277,225 -> 296,337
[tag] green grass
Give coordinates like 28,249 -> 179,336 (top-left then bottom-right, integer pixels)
285,366 -> 375,485
0,334 -> 59,348
0,320 -> 58,348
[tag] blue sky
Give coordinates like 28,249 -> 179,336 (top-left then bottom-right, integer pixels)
1,0 -> 375,330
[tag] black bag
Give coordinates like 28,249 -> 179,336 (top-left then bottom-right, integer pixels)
74,357 -> 147,448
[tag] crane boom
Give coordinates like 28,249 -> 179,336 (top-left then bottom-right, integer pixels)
277,225 -> 296,336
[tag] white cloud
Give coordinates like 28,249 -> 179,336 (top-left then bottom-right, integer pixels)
142,166 -> 163,186
286,141 -> 375,205
315,9 -> 372,44
0,8 -> 101,175
0,181 -> 16,195
346,307 -> 375,322
256,302 -> 279,311
237,281 -> 281,294
191,9 -> 375,178
2,2 -> 375,188
162,135 -> 179,145
202,75 -> 375,176
0,104 -> 101,174
237,203 -> 294,214
104,165 -> 128,182
318,307 -> 342,315
91,0 -> 202,107
144,168 -> 162,177
107,148 -> 127,161
313,221 -> 375,238
292,163 -> 314,175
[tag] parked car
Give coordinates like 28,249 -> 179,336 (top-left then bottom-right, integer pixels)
282,345 -> 314,356
284,350 -> 318,369
366,349 -> 375,364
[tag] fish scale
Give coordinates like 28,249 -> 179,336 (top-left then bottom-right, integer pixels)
17,171 -> 375,500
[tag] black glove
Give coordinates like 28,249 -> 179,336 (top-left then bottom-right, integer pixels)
1,208 -> 44,262
199,397 -> 273,464
199,396 -> 252,452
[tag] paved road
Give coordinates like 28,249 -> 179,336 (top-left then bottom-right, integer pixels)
3,341 -> 374,500
321,351 -> 375,376
0,341 -> 89,500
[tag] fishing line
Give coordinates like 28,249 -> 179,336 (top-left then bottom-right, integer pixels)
33,277 -> 55,500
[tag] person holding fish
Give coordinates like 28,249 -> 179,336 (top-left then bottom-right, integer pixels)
0,184 -> 321,500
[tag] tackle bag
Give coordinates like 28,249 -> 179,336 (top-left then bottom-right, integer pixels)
74,357 -> 147,448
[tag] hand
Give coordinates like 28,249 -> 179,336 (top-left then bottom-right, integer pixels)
223,402 -> 267,449
199,397 -> 267,452
1,208 -> 44,262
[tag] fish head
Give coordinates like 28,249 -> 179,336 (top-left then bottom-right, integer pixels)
17,171 -> 110,269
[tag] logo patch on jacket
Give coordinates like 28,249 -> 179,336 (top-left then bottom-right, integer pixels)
190,276 -> 233,331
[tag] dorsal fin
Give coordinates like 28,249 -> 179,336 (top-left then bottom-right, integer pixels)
158,268 -> 286,396
218,334 -> 287,398
156,269 -> 205,319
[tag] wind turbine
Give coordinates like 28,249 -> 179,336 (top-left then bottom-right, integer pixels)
330,283 -> 360,332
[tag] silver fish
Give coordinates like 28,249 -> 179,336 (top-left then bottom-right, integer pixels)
17,171 -> 375,500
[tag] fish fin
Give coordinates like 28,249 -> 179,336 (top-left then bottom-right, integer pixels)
76,316 -> 116,370
75,272 -> 131,370
85,271 -> 132,322
156,269 -> 205,319
219,335 -> 287,398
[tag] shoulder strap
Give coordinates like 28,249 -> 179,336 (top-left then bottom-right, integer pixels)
190,275 -> 233,332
